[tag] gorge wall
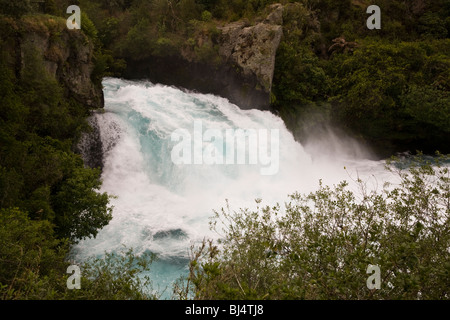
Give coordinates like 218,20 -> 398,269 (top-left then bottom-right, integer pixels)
122,4 -> 284,111
0,15 -> 105,169
1,15 -> 103,110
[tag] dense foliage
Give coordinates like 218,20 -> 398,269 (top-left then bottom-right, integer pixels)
0,24 -> 112,243
0,209 -> 156,299
0,4 -> 125,299
179,155 -> 450,300
271,0 -> 450,156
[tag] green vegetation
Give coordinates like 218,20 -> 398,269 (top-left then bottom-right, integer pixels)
0,207 -> 69,299
1,0 -> 449,300
0,0 -> 33,18
0,5 -> 123,299
270,0 -> 450,156
178,155 -> 450,300
64,248 -> 158,300
0,208 -> 156,299
0,25 -> 113,242
50,0 -> 450,155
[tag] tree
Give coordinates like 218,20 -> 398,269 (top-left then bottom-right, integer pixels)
52,167 -> 113,242
0,208 -> 69,299
327,39 -> 450,155
402,84 -> 450,132
0,208 -> 157,300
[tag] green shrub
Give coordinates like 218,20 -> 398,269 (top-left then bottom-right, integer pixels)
65,248 -> 158,300
81,12 -> 98,41
181,155 -> 450,300
0,208 -> 69,300
201,10 -> 212,22
0,208 -> 156,300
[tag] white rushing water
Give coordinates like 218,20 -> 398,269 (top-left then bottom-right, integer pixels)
74,78 -> 391,298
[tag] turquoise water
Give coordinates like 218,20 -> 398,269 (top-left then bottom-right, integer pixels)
74,78 -> 389,299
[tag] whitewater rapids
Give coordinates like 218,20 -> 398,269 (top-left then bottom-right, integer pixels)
73,78 -> 390,297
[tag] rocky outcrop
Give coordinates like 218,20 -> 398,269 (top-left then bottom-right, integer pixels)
2,15 -> 103,110
218,4 -> 283,94
123,4 -> 284,111
75,113 -> 104,169
1,15 -> 104,169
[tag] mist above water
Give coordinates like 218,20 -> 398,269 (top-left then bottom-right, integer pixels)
74,78 -> 389,296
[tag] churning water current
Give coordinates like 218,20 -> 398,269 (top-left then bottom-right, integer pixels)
73,78 -> 391,298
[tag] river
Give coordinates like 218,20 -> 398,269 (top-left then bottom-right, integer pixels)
73,78 -> 392,298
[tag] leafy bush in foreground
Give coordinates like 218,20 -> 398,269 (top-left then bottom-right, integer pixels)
0,210 -> 156,300
65,248 -> 158,300
179,155 -> 450,300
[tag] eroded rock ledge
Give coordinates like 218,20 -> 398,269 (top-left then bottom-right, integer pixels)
2,16 -> 103,110
123,4 -> 284,111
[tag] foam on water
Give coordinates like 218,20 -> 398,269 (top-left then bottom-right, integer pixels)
73,78 -> 390,297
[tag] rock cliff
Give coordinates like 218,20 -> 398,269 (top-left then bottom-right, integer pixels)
1,15 -> 105,169
123,4 -> 284,111
218,4 -> 283,94
1,15 -> 103,110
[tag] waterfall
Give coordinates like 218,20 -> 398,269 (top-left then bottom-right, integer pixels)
73,78 -> 388,297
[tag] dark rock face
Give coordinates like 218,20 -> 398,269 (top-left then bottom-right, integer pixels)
16,25 -> 104,110
75,114 -> 104,170
123,55 -> 272,110
122,4 -> 284,111
218,5 -> 283,95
